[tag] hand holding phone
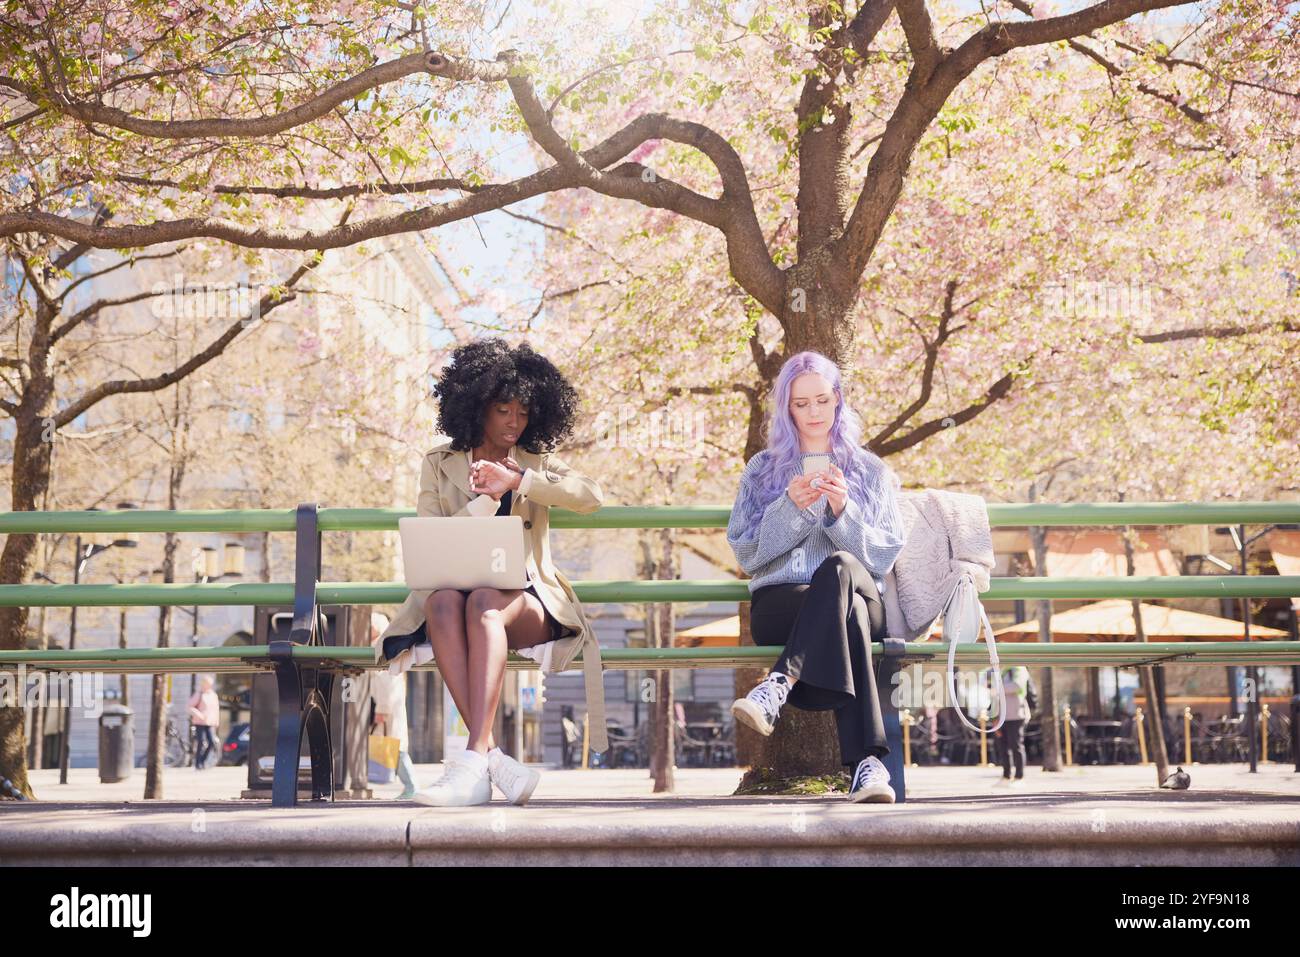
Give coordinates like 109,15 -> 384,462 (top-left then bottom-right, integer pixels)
802,453 -> 832,491
787,474 -> 821,509
789,454 -> 832,509
820,464 -> 849,517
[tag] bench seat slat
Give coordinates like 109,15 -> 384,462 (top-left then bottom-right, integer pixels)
5,641 -> 1298,673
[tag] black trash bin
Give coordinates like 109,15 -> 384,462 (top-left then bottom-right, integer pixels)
98,702 -> 134,783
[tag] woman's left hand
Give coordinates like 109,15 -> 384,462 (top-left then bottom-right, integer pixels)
820,464 -> 849,518
470,459 -> 521,499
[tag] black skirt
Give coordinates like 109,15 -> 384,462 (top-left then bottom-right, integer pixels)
381,583 -> 568,663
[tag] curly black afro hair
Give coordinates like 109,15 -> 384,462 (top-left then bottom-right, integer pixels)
433,338 -> 579,453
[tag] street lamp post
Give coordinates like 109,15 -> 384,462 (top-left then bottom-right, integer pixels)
58,504 -> 138,784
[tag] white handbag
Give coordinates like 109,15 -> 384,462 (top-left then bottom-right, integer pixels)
943,570 -> 1006,733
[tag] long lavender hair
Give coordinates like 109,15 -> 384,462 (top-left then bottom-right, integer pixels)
733,351 -> 901,535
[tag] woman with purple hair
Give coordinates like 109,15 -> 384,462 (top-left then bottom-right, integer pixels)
726,351 -> 907,802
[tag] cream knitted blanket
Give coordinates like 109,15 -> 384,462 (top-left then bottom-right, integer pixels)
881,489 -> 995,641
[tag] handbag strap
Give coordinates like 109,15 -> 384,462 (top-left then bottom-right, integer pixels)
944,571 -> 1006,734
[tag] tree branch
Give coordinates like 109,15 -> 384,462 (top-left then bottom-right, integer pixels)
895,0 -> 941,82
870,367 -> 1018,457
1005,0 -> 1205,122
48,196 -> 354,428
113,173 -> 482,200
837,0 -> 1200,278
56,245 -> 187,303
52,288 -> 175,344
0,51 -> 510,139
869,279 -> 969,446
1,103 -> 785,314
1138,320 -> 1300,343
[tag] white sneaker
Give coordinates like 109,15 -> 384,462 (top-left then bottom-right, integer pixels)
848,755 -> 895,803
487,747 -> 541,806
413,750 -> 491,807
731,674 -> 790,737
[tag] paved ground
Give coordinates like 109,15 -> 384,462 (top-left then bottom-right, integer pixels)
4,762 -> 1298,865
14,759 -> 1300,801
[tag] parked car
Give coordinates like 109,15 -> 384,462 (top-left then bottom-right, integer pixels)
220,722 -> 250,766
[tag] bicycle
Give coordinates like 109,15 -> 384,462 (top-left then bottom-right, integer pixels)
164,716 -> 220,769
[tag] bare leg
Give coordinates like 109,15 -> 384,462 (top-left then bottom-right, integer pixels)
464,587 -> 552,754
424,589 -> 498,752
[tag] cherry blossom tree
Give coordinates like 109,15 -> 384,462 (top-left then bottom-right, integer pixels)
2,0 -> 1296,787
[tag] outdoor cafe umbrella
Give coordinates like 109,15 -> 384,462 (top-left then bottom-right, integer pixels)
675,616 -> 742,647
991,599 -> 1290,642
992,599 -> 1289,716
674,613 -> 949,647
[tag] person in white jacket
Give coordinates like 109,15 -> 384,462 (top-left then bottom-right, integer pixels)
368,612 -> 417,799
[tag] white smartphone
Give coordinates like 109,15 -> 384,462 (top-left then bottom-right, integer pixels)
800,452 -> 832,475
802,453 -> 832,477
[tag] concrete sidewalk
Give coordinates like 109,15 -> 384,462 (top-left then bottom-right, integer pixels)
3,763 -> 1298,866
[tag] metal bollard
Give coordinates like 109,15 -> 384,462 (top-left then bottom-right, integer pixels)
902,709 -> 914,767
1183,707 -> 1194,765
1062,702 -> 1073,766
1260,703 -> 1270,764
979,710 -> 989,766
1293,692 -> 1300,773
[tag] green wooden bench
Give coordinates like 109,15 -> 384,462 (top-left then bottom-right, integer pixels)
3,501 -> 1298,806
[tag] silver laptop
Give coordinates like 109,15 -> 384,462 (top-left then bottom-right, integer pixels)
398,516 -> 529,590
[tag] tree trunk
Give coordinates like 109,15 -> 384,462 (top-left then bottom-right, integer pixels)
143,534 -> 177,799
1121,512 -> 1170,784
144,379 -> 188,798
650,527 -> 677,792
0,374 -> 58,799
1028,502 -> 1061,772
118,606 -> 130,707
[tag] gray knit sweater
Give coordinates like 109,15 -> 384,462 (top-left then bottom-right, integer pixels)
726,449 -> 907,598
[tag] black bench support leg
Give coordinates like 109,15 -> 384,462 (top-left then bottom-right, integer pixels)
270,642 -> 303,809
303,668 -> 334,801
268,503 -> 331,809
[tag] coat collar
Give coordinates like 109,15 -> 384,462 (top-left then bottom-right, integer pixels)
426,436 -> 542,500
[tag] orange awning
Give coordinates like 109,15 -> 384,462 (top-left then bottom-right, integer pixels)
675,615 -> 740,648
993,599 -> 1289,642
1028,529 -> 1181,576
1267,529 -> 1300,614
675,612 -> 948,647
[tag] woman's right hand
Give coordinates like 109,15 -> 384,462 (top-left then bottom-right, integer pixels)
787,473 -> 824,510
470,459 -> 514,500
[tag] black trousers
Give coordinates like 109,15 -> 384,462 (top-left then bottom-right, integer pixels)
996,718 -> 1026,778
749,551 -> 889,767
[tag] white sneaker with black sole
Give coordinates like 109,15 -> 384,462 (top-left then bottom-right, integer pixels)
848,755 -> 896,803
731,673 -> 790,736
487,747 -> 540,806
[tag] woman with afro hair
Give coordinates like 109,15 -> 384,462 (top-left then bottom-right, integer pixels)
373,337 -> 606,806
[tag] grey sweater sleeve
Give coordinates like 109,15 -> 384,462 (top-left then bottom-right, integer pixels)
727,472 -> 819,576
822,472 -> 906,577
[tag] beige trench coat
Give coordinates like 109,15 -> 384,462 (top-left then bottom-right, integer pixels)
374,435 -> 608,753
